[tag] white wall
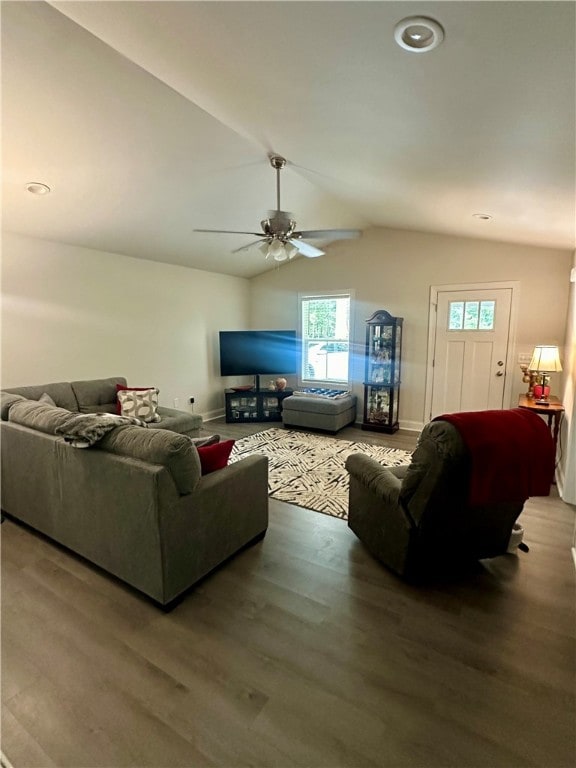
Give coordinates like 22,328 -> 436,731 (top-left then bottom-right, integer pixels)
250,227 -> 572,430
1,232 -> 250,418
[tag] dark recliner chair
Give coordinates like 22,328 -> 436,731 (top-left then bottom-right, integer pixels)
345,413 -> 551,579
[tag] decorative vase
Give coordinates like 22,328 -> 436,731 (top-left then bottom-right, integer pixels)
275,377 -> 287,391
533,384 -> 550,400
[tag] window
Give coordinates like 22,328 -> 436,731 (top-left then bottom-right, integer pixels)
300,293 -> 351,384
448,300 -> 495,330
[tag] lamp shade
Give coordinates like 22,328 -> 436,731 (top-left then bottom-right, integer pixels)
529,345 -> 563,373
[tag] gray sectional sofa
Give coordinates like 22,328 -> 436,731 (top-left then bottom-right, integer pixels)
2,376 -> 203,435
0,377 -> 269,607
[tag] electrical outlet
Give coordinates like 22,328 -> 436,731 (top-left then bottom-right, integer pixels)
189,397 -> 195,404
173,397 -> 179,408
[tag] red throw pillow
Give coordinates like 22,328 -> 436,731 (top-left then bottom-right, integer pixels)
116,383 -> 155,414
197,440 -> 235,475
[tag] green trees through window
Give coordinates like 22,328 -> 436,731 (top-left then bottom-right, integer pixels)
449,300 -> 495,331
300,294 -> 351,383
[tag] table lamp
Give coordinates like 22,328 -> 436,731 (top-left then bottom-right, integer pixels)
529,345 -> 562,404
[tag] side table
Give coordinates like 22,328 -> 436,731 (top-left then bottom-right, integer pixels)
517,394 -> 564,455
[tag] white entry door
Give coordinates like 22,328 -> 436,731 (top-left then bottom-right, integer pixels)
430,287 -> 513,418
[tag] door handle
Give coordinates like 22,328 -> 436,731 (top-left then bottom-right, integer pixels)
496,371 -> 504,377
497,360 -> 504,366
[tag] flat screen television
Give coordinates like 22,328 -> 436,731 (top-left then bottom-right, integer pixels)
219,330 -> 298,382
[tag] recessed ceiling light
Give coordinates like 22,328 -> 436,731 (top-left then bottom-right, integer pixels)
26,182 -> 51,195
394,17 -> 444,53
472,213 -> 493,221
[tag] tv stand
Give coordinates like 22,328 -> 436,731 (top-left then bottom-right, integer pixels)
224,388 -> 293,423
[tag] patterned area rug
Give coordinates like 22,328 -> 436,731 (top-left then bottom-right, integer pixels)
230,428 -> 412,519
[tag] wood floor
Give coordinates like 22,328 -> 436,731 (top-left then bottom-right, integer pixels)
2,420 -> 575,768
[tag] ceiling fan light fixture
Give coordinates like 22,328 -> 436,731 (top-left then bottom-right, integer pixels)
285,243 -> 299,260
273,246 -> 289,263
394,17 -> 444,52
268,239 -> 286,261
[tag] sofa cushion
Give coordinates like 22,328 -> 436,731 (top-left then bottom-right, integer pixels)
154,407 -> 202,435
1,392 -> 26,421
117,388 -> 161,423
71,377 -> 126,414
8,399 -> 75,434
39,392 -> 57,406
2,382 -> 78,411
7,399 -> 200,494
197,439 -> 235,475
76,404 -> 119,415
98,426 -> 201,494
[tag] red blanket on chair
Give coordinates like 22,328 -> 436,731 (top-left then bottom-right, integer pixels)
434,408 -> 555,506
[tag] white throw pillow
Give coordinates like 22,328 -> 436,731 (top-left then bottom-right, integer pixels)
117,388 -> 161,423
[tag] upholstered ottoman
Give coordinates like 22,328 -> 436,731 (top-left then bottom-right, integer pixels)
282,393 -> 357,433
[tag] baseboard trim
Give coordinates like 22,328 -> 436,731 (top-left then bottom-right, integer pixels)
352,420 -> 423,433
400,420 -> 424,433
555,463 -> 566,499
201,409 -> 225,422
205,411 -> 423,433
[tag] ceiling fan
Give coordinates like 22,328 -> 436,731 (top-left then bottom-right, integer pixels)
195,154 -> 362,261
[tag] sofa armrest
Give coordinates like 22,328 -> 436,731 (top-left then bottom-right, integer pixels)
194,453 -> 269,503
346,453 -> 415,576
1,392 -> 26,421
345,453 -> 405,507
158,453 -> 269,603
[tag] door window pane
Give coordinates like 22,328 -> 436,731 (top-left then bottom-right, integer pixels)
448,302 -> 464,330
479,301 -> 495,329
463,301 -> 479,329
449,300 -> 495,331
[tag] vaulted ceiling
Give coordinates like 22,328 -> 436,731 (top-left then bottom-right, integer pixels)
2,1 -> 574,278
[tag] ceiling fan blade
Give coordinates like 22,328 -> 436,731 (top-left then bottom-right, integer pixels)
194,228 -> 264,236
288,239 -> 325,258
295,229 -> 362,240
232,239 -> 266,254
